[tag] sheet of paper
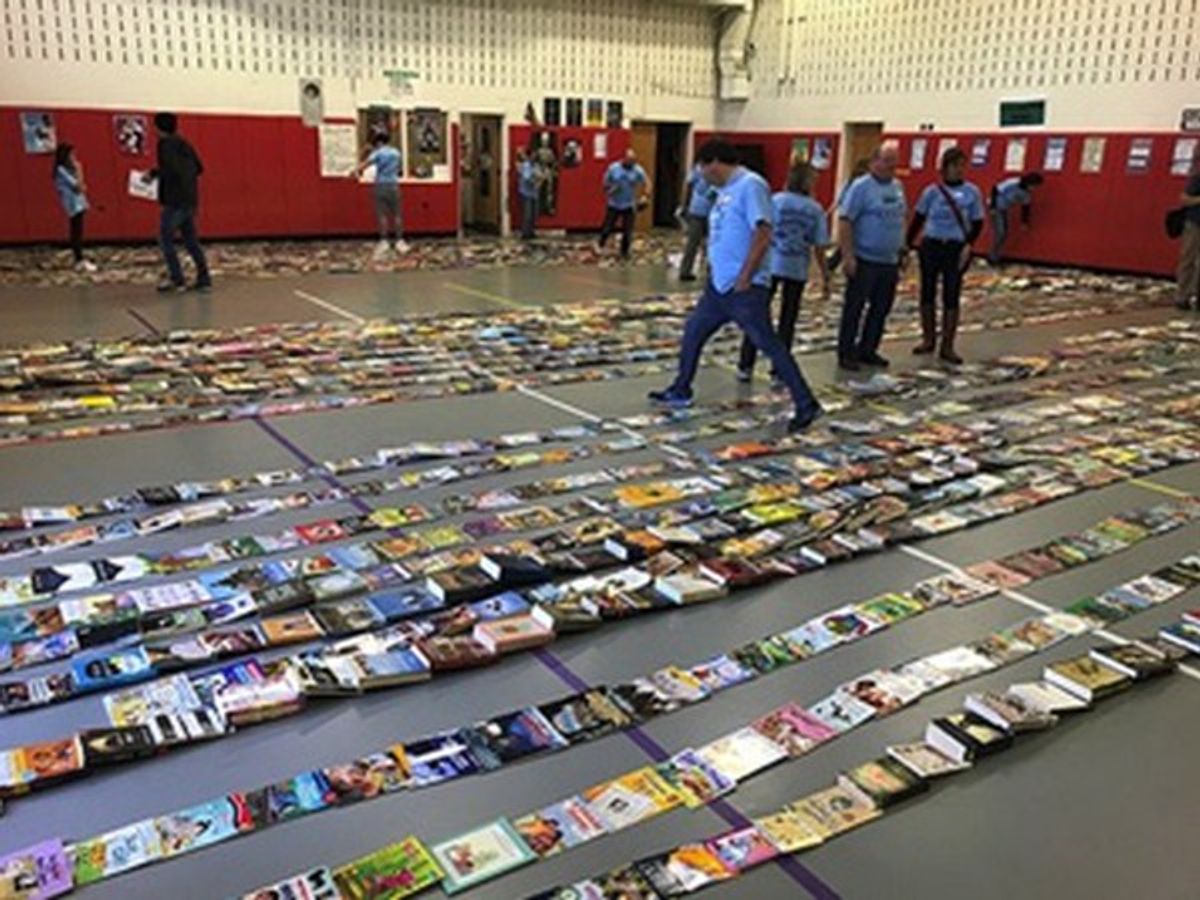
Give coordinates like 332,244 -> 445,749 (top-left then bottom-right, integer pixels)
128,170 -> 158,201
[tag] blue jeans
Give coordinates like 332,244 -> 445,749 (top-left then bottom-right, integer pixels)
520,193 -> 537,239
988,208 -> 1008,264
159,206 -> 210,286
671,281 -> 819,414
838,259 -> 898,361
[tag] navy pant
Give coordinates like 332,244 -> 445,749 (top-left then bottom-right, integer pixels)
671,281 -> 819,414
838,259 -> 898,361
738,275 -> 805,372
919,239 -> 965,312
520,194 -> 537,239
159,206 -> 210,287
599,205 -> 635,257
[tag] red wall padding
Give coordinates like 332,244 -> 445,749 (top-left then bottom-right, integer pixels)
693,130 -> 841,210
883,131 -> 1185,277
0,106 -> 459,243
507,125 -> 631,231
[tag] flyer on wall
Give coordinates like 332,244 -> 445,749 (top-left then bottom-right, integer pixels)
909,138 -> 927,170
1043,137 -> 1067,172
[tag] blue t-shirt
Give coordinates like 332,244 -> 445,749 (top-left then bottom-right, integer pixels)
368,146 -> 402,185
839,173 -> 907,264
604,161 -> 647,210
769,192 -> 829,282
993,177 -> 1030,211
518,160 -> 538,199
686,165 -> 715,217
54,165 -> 88,217
915,181 -> 984,241
707,167 -> 773,293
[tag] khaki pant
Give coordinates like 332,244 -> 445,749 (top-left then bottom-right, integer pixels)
1180,220 -> 1200,307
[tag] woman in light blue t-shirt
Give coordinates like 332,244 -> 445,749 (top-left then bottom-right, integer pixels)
52,143 -> 96,272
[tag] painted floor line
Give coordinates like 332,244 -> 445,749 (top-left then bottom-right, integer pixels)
125,307 -> 163,337
440,281 -> 527,310
1128,478 -> 1191,499
293,288 -> 366,324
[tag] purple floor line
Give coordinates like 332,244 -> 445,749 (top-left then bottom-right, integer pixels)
533,648 -> 842,900
254,417 -> 841,900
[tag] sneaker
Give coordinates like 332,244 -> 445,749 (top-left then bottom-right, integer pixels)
394,239 -> 411,253
859,353 -> 890,368
75,259 -> 98,273
788,404 -> 825,433
647,387 -> 694,409
156,280 -> 186,294
912,342 -> 935,355
373,240 -> 391,260
190,281 -> 213,293
735,367 -> 752,384
939,348 -> 963,365
837,356 -> 861,371
679,273 -> 697,282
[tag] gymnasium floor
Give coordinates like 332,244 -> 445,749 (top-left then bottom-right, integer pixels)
0,257 -> 1197,900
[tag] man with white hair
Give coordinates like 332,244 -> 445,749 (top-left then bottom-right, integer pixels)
835,144 -> 907,370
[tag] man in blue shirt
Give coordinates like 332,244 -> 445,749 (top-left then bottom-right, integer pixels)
516,148 -> 539,240
737,162 -> 830,380
677,162 -> 716,281
905,146 -> 984,364
598,149 -> 650,259
649,140 -> 823,433
353,133 -> 406,257
988,172 -> 1042,264
836,144 -> 906,370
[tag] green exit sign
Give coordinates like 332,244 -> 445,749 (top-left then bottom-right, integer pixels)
1000,100 -> 1046,127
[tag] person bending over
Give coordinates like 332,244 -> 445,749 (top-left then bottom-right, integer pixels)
988,172 -> 1042,265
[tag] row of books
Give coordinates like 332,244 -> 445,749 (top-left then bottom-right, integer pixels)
3,540 -> 1195,895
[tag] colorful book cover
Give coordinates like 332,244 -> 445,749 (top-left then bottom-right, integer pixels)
432,819 -> 535,894
71,820 -> 162,885
0,838 -> 72,899
704,825 -> 779,872
512,797 -> 608,857
656,748 -> 736,808
332,836 -> 443,899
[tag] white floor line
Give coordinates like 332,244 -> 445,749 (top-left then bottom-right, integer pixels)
293,289 -> 366,325
899,544 -> 1200,682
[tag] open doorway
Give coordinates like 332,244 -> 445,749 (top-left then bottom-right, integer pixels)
630,121 -> 691,231
460,113 -> 503,235
842,121 -> 884,188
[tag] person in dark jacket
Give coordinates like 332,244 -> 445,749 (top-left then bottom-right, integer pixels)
147,112 -> 211,293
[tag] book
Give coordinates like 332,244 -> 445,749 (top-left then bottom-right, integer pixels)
754,808 -> 826,853
1159,621 -> 1200,655
241,867 -> 340,900
792,784 -> 881,837
348,647 -> 431,689
311,599 -> 384,637
653,571 -> 726,605
426,567 -> 498,605
478,552 -> 551,586
512,797 -> 608,858
322,751 -> 410,803
71,820 -> 162,885
696,727 -> 788,783
531,598 -> 602,632
416,635 -> 497,671
704,825 -> 779,873
752,702 -> 838,756
154,796 -> 247,857
838,757 -> 929,807
1089,643 -> 1174,680
0,839 -> 72,899
807,690 -> 877,733
80,726 -> 158,766
215,676 -> 305,725
472,614 -> 554,654
431,819 -> 536,894
71,647 -> 154,694
332,836 -> 443,899
402,733 -> 482,787
263,771 -> 333,824
582,768 -> 684,831
925,712 -> 1014,764
538,690 -> 632,743
964,691 -> 1058,732
697,557 -> 771,589
294,655 -> 362,696
656,748 -> 737,808
467,707 -> 567,766
635,844 -> 734,895
260,611 -> 324,646
885,742 -> 972,778
467,590 -> 531,623
367,587 -> 445,623
1044,655 -> 1131,702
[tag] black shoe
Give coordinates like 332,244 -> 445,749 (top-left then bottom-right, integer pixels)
735,367 -> 752,384
190,281 -> 213,293
860,353 -> 890,368
157,281 -> 186,294
679,273 -> 697,282
647,387 -> 694,409
788,404 -> 825,433
837,356 -> 861,371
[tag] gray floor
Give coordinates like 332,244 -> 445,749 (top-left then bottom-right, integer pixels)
0,261 -> 1197,900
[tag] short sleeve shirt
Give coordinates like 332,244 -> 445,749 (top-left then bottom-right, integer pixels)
839,174 -> 907,264
707,167 -> 773,292
769,192 -> 829,282
915,181 -> 984,241
604,162 -> 647,210
369,146 -> 402,185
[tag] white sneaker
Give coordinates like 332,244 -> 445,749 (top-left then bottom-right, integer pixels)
75,259 -> 98,273
394,239 -> 411,253
372,240 -> 391,260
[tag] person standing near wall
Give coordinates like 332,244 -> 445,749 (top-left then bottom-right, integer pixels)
905,146 -> 984,364
648,139 -> 823,433
827,158 -> 870,273
598,149 -> 650,260
836,145 -> 906,371
52,143 -> 96,273
516,148 -> 539,240
353,134 -> 406,258
988,172 -> 1042,265
1176,143 -> 1200,310
736,162 -> 830,382
677,161 -> 715,281
148,112 -> 211,293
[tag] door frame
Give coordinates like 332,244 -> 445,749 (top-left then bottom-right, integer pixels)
840,121 -> 884,189
458,111 -> 507,236
629,118 -> 695,232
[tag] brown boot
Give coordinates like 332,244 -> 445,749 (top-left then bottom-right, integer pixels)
939,306 -> 963,365
913,303 -> 937,354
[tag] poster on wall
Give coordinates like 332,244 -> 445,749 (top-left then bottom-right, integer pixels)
299,78 -> 324,127
563,138 -> 583,168
909,138 -> 927,170
543,98 -> 561,127
1080,137 -> 1105,173
594,132 -> 608,160
811,138 -> 833,170
113,115 -> 148,156
605,101 -> 623,129
1181,108 -> 1200,132
565,98 -> 583,127
361,105 -> 401,151
1004,138 -> 1027,172
1043,137 -> 1067,172
936,138 -> 958,168
407,108 -> 448,179
1125,137 -> 1153,174
530,130 -> 559,215
319,123 -> 358,177
586,99 -> 604,127
970,138 -> 991,167
1172,137 -> 1199,176
790,138 -> 810,165
20,111 -> 56,154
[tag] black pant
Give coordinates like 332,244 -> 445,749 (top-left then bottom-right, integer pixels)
599,206 -> 635,258
837,259 -> 898,361
738,276 -> 805,372
69,212 -> 85,262
919,239 -> 965,312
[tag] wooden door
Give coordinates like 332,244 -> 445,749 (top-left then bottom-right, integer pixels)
470,116 -> 501,232
843,122 -> 883,184
630,122 -> 657,232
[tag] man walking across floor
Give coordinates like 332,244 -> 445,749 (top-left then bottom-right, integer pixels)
648,139 -> 823,433
1176,142 -> 1200,310
516,147 -> 539,241
988,171 -> 1042,265
353,133 -> 406,258
677,160 -> 715,281
148,112 -> 211,293
598,149 -> 650,259
836,144 -> 906,370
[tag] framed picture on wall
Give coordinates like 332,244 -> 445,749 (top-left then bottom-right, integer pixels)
113,114 -> 148,156
1043,137 -> 1067,172
812,138 -> 832,170
970,138 -> 990,167
1125,138 -> 1153,174
1080,137 -> 1106,173
1172,137 -> 1199,176
20,111 -> 56,154
565,98 -> 583,127
585,99 -> 604,127
407,108 -> 448,179
790,138 -> 810,165
605,101 -> 624,129
909,138 -> 927,170
1004,138 -> 1027,172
